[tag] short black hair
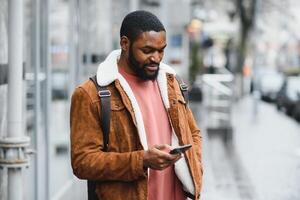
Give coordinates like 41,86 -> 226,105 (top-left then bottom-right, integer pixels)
120,10 -> 165,42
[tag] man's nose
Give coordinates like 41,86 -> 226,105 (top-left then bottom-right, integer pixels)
150,51 -> 162,63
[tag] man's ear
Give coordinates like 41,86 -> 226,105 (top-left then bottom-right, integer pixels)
120,36 -> 130,52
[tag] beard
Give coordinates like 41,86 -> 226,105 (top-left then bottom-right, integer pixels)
128,45 -> 159,81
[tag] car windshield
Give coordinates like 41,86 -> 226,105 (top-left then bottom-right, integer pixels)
260,73 -> 284,92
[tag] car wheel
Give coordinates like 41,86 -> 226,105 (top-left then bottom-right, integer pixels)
276,103 -> 281,111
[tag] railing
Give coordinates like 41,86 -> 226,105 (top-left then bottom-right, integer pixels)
201,69 -> 234,141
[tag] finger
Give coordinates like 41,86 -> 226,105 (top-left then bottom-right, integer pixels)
175,154 -> 183,161
161,155 -> 181,168
151,147 -> 173,160
169,153 -> 182,160
163,144 -> 172,151
170,154 -> 183,165
152,146 -> 180,162
160,151 -> 177,161
159,162 -> 173,170
159,163 -> 167,170
151,162 -> 167,170
176,153 -> 183,159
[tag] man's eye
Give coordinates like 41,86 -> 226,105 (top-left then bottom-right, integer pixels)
142,49 -> 152,54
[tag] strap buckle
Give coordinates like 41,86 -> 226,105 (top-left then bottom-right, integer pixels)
98,90 -> 111,97
180,83 -> 188,91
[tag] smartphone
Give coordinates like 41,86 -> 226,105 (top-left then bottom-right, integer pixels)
169,144 -> 192,154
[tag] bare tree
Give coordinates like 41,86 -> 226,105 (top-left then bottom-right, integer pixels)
235,0 -> 257,73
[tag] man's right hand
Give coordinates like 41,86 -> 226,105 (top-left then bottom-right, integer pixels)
143,144 -> 182,170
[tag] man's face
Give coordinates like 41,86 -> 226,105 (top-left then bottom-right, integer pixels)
127,31 -> 166,80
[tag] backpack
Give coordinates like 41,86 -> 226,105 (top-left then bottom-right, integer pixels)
88,74 -> 188,200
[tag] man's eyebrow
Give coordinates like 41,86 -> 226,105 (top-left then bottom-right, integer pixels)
142,44 -> 167,50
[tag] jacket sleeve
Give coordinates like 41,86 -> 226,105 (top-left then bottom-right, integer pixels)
70,87 -> 146,181
186,106 -> 203,173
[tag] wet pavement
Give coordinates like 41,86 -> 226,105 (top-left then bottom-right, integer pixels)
194,95 -> 300,200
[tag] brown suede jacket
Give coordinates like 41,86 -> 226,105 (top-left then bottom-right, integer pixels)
70,50 -> 203,200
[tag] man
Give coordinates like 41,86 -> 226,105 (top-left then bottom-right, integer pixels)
70,10 -> 203,200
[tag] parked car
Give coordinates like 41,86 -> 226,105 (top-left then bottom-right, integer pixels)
293,100 -> 300,122
276,76 -> 300,116
258,72 -> 284,102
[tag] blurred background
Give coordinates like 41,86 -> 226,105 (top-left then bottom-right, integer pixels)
0,0 -> 300,199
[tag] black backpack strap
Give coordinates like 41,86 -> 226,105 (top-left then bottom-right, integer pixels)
89,75 -> 111,151
175,74 -> 189,106
87,181 -> 98,200
87,75 -> 111,200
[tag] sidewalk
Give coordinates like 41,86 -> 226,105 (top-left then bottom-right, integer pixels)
232,96 -> 300,200
198,95 -> 300,200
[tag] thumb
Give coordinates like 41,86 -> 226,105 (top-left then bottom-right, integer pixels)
154,144 -> 171,151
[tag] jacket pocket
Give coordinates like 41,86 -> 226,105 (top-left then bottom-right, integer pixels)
109,99 -> 137,152
177,92 -> 187,107
178,96 -> 186,105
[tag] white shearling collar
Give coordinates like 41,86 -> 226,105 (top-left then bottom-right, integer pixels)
96,49 -> 176,86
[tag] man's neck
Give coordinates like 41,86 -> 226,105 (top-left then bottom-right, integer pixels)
117,53 -> 136,76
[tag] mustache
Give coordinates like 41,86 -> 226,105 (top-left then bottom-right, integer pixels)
144,62 -> 160,68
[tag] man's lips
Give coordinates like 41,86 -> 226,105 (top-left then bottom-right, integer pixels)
145,64 -> 159,72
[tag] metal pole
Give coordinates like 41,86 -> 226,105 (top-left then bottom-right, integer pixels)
129,0 -> 139,11
32,0 -> 43,199
160,0 -> 169,62
77,0 -> 84,81
75,0 -> 82,83
69,0 -> 77,95
101,0 -> 112,54
7,0 -> 24,199
42,0 -> 51,199
252,0 -> 261,120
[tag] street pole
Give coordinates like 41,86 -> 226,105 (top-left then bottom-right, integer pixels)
41,0 -> 51,199
33,0 -> 41,197
252,0 -> 261,119
160,0 -> 170,62
130,0 -> 139,11
69,0 -> 77,95
6,0 -> 29,200
32,0 -> 48,199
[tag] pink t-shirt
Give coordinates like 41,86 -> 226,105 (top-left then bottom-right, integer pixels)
119,67 -> 185,200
